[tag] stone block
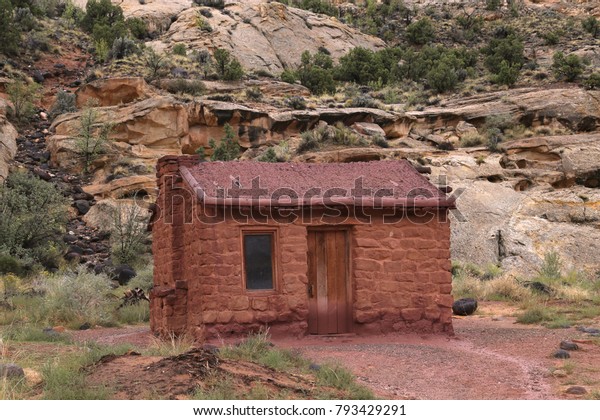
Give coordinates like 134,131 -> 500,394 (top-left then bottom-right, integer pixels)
233,311 -> 254,324
355,258 -> 383,271
230,296 -> 249,311
357,230 -> 385,241
251,298 -> 269,311
401,308 -> 423,321
216,311 -> 234,323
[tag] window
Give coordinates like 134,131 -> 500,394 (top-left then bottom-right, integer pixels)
243,232 -> 275,291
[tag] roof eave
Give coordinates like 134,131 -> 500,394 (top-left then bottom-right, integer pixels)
180,167 -> 456,210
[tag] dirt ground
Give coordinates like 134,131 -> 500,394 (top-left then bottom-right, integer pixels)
70,302 -> 600,400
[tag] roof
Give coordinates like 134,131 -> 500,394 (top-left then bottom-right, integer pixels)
179,160 -> 455,208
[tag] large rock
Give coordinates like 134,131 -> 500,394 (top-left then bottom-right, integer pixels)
408,88 -> 600,133
428,146 -> 600,274
76,77 -> 154,107
0,109 -> 17,182
147,0 -> 386,74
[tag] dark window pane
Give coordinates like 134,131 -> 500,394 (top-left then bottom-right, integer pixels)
244,234 -> 274,290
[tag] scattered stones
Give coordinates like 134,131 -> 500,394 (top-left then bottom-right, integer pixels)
560,341 -> 579,351
0,364 -> 25,379
553,349 -> 571,359
565,386 -> 587,395
552,369 -> 567,378
452,298 -> 478,316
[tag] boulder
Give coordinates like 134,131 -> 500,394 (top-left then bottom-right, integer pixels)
408,88 -> 600,133
452,298 -> 478,316
147,0 -> 385,74
351,122 -> 386,138
112,264 -> 137,286
0,102 -> 18,181
76,77 -> 154,107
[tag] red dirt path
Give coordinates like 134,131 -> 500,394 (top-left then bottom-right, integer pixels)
70,303 -> 600,400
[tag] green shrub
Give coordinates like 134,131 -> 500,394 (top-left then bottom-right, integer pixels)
110,204 -> 150,266
491,60 -> 520,86
213,48 -> 244,81
538,251 -> 562,280
81,0 -> 127,45
584,73 -> 600,90
297,50 -> 336,95
331,122 -> 364,146
257,147 -> 278,163
7,80 -> 39,124
0,173 -> 68,268
164,79 -> 206,96
335,47 -> 402,86
348,94 -> 378,108
280,69 -> 297,84
49,90 -> 77,119
0,0 -> 20,56
552,52 -> 584,82
517,305 -> 554,324
288,0 -> 337,16
94,39 -> 109,63
143,49 -> 167,80
109,37 -> 139,60
426,58 -> 459,93
460,132 -> 484,147
582,16 -> 599,38
542,31 -> 560,46
406,18 -> 435,45
196,14 -> 213,32
42,269 -> 115,327
193,0 -> 225,8
485,0 -> 501,11
172,43 -> 187,56
284,95 -> 306,110
245,86 -> 263,101
75,104 -> 112,173
209,123 -> 240,161
372,135 -> 388,148
482,30 -> 524,75
297,125 -> 328,153
125,17 -> 148,39
14,6 -> 36,31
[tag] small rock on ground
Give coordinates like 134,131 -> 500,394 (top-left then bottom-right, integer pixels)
560,341 -> 579,351
565,386 -> 587,395
553,349 -> 570,359
0,364 -> 25,379
552,369 -> 567,378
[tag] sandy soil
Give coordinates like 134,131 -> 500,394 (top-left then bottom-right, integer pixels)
70,302 -> 600,400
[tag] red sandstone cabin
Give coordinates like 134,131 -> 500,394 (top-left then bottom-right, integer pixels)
150,156 -> 456,340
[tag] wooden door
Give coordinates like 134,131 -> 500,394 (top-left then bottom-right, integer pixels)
307,230 -> 351,334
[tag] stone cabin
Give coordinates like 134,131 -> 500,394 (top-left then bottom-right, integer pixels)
149,156 -> 456,340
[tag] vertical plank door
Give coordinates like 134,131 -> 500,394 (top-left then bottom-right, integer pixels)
307,230 -> 350,334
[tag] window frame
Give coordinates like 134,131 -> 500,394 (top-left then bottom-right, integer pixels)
240,228 -> 279,295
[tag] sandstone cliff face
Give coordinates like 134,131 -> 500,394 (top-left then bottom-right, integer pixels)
0,99 -> 18,182
146,0 -> 385,73
47,75 -> 600,274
